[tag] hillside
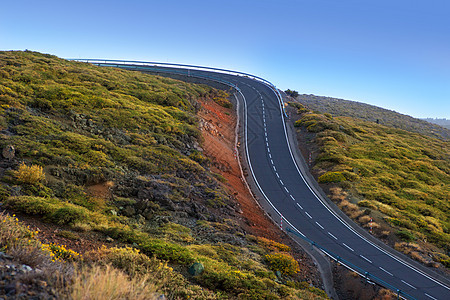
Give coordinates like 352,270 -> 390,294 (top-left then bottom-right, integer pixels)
422,118 -> 450,130
292,94 -> 450,140
0,51 -> 328,299
288,102 -> 450,270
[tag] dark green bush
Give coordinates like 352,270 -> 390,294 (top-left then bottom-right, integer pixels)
50,207 -> 87,225
396,230 -> 416,242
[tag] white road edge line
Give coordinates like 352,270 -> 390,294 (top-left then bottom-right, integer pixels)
401,280 -> 417,290
343,243 -> 354,252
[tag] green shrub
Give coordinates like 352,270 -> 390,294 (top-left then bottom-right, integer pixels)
139,239 -> 194,265
318,171 -> 346,183
396,230 -> 416,242
13,163 -> 45,185
265,252 -> 300,276
50,207 -> 87,225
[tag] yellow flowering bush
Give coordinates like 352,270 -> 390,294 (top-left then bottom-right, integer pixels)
13,163 -> 45,185
265,252 -> 300,276
41,243 -> 80,262
0,213 -> 39,250
257,237 -> 291,252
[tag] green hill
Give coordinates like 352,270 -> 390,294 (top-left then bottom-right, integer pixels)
0,51 -> 327,299
289,102 -> 450,269
293,94 -> 450,140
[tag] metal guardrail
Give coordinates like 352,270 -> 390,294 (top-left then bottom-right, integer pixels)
285,227 -> 416,300
71,59 -> 417,299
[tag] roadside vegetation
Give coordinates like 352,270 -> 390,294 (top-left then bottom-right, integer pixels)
289,102 -> 450,270
0,51 -> 327,299
290,94 -> 450,140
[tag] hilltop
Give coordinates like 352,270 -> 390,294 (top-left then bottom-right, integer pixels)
293,94 -> 450,140
0,51 -> 328,299
422,118 -> 450,130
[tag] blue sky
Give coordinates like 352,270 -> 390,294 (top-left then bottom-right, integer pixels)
1,0 -> 449,118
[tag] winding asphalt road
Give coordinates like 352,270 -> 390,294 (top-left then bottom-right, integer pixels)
84,61 -> 450,300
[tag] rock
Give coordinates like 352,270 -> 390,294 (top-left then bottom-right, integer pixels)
21,265 -> 32,272
122,206 -> 136,217
188,262 -> 204,276
2,145 -> 15,160
105,237 -> 114,243
0,252 -> 13,260
275,270 -> 282,279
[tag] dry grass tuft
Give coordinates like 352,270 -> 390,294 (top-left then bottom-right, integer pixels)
70,264 -> 158,300
13,163 -> 45,185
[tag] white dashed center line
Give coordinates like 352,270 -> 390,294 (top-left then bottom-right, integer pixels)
315,222 -> 324,230
270,159 -> 273,164
328,232 -> 337,240
296,203 -> 303,209
268,153 -> 272,159
425,293 -> 438,300
305,212 -> 312,219
279,179 -> 284,185
379,267 -> 393,276
360,255 -> 372,264
343,243 -> 354,252
290,195 -> 295,201
401,280 -> 417,290
284,187 -> 289,193
275,172 -> 279,178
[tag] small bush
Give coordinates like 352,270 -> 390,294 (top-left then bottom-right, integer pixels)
140,239 -> 194,265
13,163 -> 45,185
265,252 -> 300,276
50,207 -> 87,225
396,230 -> 416,242
257,237 -> 291,252
318,171 -> 346,183
41,243 -> 80,262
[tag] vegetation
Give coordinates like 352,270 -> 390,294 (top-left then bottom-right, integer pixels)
295,94 -> 450,140
0,51 -> 327,299
291,103 -> 450,268
285,89 -> 299,98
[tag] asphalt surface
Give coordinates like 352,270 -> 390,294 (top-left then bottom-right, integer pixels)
94,62 -> 450,300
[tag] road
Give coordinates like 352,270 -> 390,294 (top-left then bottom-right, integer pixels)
86,61 -> 450,300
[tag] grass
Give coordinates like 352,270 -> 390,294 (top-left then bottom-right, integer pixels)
292,105 -> 450,266
0,51 -> 328,299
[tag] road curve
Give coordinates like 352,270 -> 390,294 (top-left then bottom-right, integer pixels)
82,61 -> 450,300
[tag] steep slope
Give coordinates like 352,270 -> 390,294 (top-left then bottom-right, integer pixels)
0,51 -> 327,299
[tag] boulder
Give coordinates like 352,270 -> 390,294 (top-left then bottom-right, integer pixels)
188,262 -> 204,276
